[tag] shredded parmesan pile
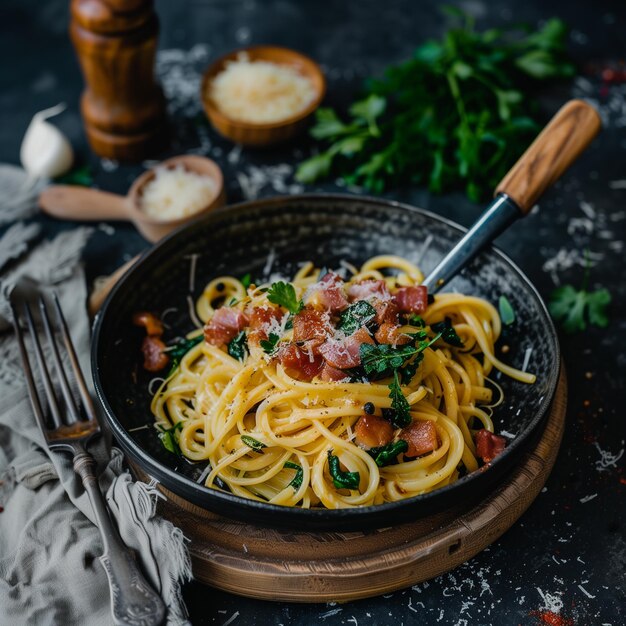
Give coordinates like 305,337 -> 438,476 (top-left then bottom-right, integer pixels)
140,165 -> 216,221
209,53 -> 316,123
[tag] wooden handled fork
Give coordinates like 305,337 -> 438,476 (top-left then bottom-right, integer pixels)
10,279 -> 165,626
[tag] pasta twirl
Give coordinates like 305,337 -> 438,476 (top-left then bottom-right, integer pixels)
149,255 -> 535,509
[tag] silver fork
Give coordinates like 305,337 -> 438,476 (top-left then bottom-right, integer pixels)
10,280 -> 165,626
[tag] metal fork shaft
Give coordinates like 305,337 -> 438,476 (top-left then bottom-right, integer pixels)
73,450 -> 166,626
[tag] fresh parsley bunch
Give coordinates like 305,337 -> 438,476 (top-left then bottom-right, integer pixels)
296,9 -> 574,201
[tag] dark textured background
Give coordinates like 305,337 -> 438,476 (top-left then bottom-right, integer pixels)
1,0 -> 625,624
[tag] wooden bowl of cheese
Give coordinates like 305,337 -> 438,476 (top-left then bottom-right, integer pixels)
201,46 -> 326,146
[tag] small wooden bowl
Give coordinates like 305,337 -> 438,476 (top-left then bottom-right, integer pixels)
128,155 -> 226,242
200,45 -> 326,146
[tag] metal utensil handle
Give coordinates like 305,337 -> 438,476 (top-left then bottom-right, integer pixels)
421,193 -> 521,292
73,451 -> 166,626
422,99 -> 601,292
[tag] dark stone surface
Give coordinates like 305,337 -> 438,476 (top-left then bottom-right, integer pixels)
1,0 -> 624,624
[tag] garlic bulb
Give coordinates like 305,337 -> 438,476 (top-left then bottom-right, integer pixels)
20,103 -> 74,179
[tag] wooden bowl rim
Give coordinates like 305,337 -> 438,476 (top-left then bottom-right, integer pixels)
127,155 -> 225,228
200,44 -> 326,131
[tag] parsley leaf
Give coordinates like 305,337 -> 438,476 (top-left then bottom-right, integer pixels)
260,332 -> 280,354
283,461 -> 303,490
549,285 -> 611,333
267,281 -> 304,314
240,273 -> 252,289
157,421 -> 184,456
296,12 -> 573,201
337,300 -> 377,335
241,435 -> 266,451
387,370 -> 412,428
399,354 -> 423,385
227,331 -> 248,362
360,343 -> 420,377
327,450 -> 360,490
407,314 -> 426,327
367,440 -> 409,467
430,318 -> 464,347
498,295 -> 516,326
360,332 -> 442,379
166,335 -> 204,376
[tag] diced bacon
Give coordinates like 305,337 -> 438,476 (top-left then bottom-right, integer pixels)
354,414 -> 394,449
305,272 -> 349,313
318,327 -> 374,369
203,307 -> 248,347
474,429 -> 506,463
318,362 -> 350,382
141,336 -> 169,372
394,286 -> 428,314
132,311 -> 164,336
278,343 -> 324,381
347,280 -> 389,302
375,322 -> 411,345
400,420 -> 439,458
293,308 -> 331,348
373,299 -> 399,325
247,306 -> 282,346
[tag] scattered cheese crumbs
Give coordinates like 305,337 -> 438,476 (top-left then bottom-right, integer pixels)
140,165 -> 216,221
209,53 -> 316,123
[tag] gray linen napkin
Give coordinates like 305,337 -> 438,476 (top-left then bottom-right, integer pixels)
0,222 -> 192,625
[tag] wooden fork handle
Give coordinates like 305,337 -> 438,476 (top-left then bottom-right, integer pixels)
495,99 -> 601,213
73,452 -> 166,626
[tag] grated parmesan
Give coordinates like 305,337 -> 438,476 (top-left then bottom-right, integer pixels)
140,165 -> 217,221
209,53 -> 316,124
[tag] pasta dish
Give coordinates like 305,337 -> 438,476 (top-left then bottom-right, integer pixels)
136,255 -> 535,509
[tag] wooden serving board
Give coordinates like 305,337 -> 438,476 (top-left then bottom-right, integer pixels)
136,368 -> 567,603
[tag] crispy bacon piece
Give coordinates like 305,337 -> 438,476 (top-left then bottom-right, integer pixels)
318,362 -> 350,382
132,311 -> 164,337
279,343 -> 324,381
141,336 -> 169,372
375,322 -> 411,346
204,307 -> 248,347
293,307 -> 331,349
247,306 -> 282,346
400,419 -> 439,458
373,299 -> 399,325
347,279 -> 390,302
354,414 -> 394,449
474,429 -> 506,463
306,272 -> 349,313
318,327 -> 375,369
394,286 -> 428,314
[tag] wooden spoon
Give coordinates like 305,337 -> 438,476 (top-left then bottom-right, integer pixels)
422,99 -> 601,291
38,155 -> 226,243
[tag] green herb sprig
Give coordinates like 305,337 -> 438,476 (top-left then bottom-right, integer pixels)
327,450 -> 360,490
166,335 -> 204,376
241,435 -> 266,451
337,300 -> 377,335
260,332 -> 280,354
387,371 -> 412,428
296,13 -> 574,201
267,281 -> 304,314
284,461 -> 304,490
228,331 -> 248,361
367,440 -> 409,467
157,421 -> 184,455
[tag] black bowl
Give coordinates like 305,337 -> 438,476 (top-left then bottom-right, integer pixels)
92,194 -> 560,531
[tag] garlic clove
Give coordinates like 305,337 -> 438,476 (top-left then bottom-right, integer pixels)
20,103 -> 74,179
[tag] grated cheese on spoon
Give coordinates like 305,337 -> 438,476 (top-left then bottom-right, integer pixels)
140,165 -> 216,221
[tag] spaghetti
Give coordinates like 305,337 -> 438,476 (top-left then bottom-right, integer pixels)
149,255 -> 535,509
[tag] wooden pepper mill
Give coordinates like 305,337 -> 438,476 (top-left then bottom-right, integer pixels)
70,0 -> 167,160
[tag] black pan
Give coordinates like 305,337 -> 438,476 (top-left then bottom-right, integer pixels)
92,194 -> 560,531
